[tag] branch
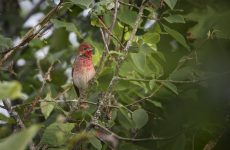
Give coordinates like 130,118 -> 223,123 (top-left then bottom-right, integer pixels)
92,1 -> 145,122
124,2 -> 144,52
23,62 -> 54,119
3,99 -> 36,150
100,28 -> 110,53
91,122 -> 181,141
98,17 -> 125,48
125,84 -> 163,107
107,0 -> 119,46
0,1 -> 63,68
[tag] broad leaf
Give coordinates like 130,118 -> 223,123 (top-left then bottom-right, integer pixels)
143,32 -> 160,44
40,92 -> 55,119
41,123 -> 75,146
118,8 -> 138,27
51,19 -> 82,38
89,137 -> 102,150
117,108 -> 133,129
161,81 -> 178,95
0,81 -> 24,99
0,126 -> 40,150
164,0 -> 177,10
164,15 -> 185,23
70,0 -> 93,8
132,109 -> 149,129
163,24 -> 190,50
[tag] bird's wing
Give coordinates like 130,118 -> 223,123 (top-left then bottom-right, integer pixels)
72,66 -> 80,97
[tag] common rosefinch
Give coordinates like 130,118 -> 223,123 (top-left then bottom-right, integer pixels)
72,43 -> 95,108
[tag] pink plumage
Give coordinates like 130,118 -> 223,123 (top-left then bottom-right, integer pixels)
72,43 -> 96,97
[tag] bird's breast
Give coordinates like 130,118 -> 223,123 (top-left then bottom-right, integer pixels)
73,58 -> 95,89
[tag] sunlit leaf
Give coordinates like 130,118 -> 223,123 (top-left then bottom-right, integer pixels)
40,92 -> 55,119
149,80 -> 156,90
143,32 -> 160,44
0,81 -> 24,99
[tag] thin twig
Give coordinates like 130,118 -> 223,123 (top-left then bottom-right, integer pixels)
118,0 -> 139,9
23,63 -> 54,119
92,1 -> 145,122
125,84 -> 163,107
98,17 -> 125,48
91,122 -> 181,141
0,1 -> 63,67
124,2 -> 144,52
107,0 -> 119,46
100,28 -> 110,53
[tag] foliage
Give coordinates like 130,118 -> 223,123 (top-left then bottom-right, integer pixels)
0,0 -> 230,149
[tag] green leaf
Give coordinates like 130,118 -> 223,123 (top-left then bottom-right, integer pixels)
161,81 -> 178,95
164,0 -> 177,10
149,80 -> 156,90
41,123 -> 75,146
164,15 -> 185,23
70,0 -> 93,8
143,32 -> 160,44
146,99 -> 162,108
117,108 -> 133,129
130,53 -> 153,75
89,137 -> 102,150
0,81 -> 24,99
162,24 -> 190,50
51,19 -> 82,39
0,113 -> 15,124
0,125 -> 40,150
40,92 -> 55,119
118,8 -> 138,27
0,34 -> 12,51
132,109 -> 149,129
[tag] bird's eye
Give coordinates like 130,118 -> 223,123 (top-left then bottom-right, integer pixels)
83,47 -> 87,50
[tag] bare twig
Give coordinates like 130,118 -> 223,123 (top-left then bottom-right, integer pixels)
92,0 -> 145,123
23,63 -> 54,119
91,122 -> 181,141
0,1 -> 63,67
100,28 -> 110,53
125,84 -> 163,107
98,17 -> 125,48
124,2 -> 144,52
107,0 -> 119,46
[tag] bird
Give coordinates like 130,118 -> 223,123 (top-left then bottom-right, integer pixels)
72,43 -> 96,109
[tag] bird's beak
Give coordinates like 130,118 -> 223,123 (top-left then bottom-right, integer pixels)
86,48 -> 95,54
